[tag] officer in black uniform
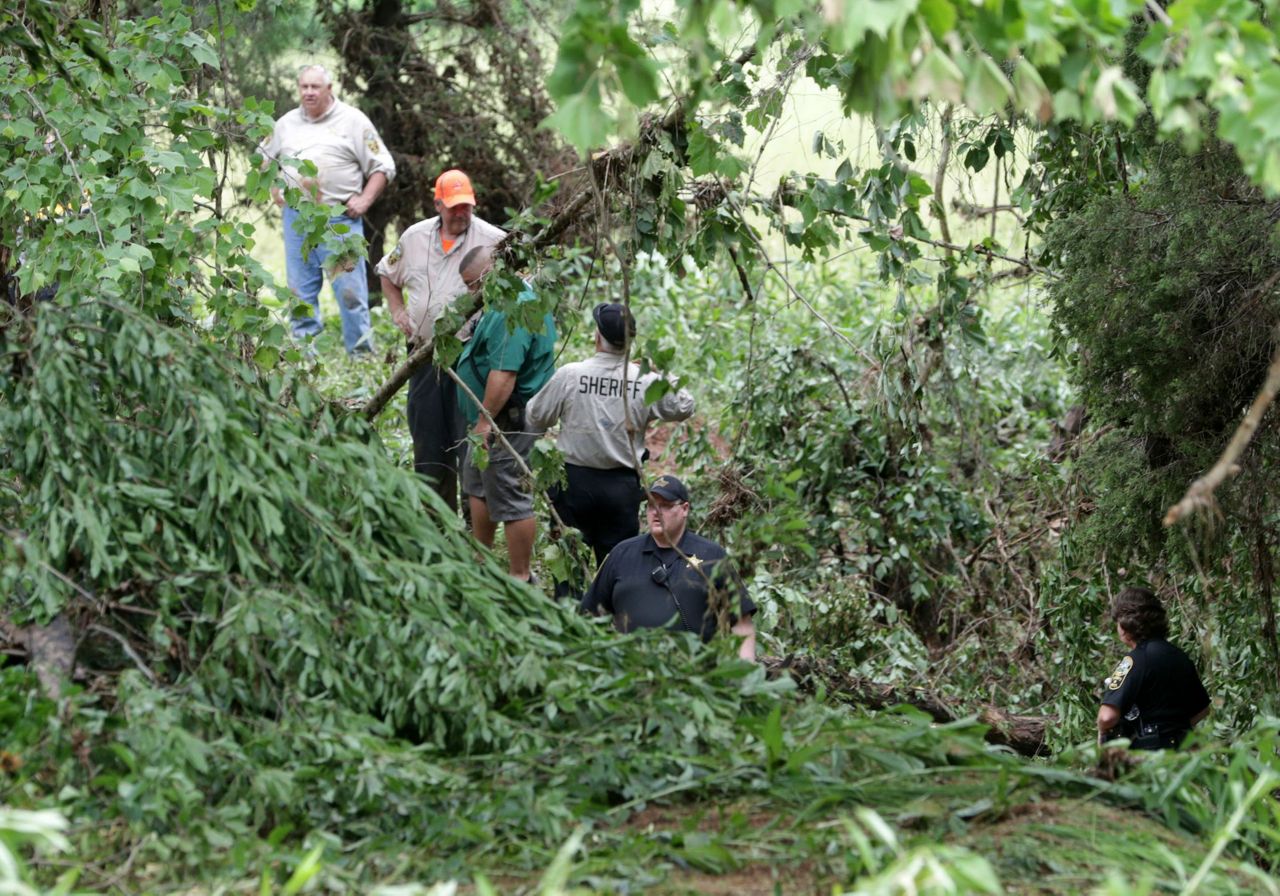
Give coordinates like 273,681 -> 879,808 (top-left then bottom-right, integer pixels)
1098,586 -> 1211,749
580,475 -> 757,660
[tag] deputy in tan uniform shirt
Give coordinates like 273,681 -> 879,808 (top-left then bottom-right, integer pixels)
259,64 -> 395,354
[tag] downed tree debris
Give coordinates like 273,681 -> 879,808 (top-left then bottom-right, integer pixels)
1,612 -> 76,700
762,654 -> 1051,757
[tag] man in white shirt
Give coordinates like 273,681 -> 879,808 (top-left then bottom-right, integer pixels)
259,64 -> 395,354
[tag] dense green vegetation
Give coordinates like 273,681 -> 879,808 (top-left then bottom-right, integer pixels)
3,0 -> 1280,893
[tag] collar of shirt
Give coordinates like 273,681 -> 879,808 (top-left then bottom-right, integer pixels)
640,531 -> 690,557
427,215 -> 472,249
299,98 -> 342,125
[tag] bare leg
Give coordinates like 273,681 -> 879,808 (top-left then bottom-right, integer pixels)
470,495 -> 497,547
504,516 -> 536,580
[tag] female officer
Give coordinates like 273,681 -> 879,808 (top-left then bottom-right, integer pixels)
1097,586 -> 1210,749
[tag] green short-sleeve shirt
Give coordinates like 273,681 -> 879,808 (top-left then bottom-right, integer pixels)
456,284 -> 557,426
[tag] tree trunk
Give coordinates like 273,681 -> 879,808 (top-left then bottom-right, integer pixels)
762,654 -> 1051,757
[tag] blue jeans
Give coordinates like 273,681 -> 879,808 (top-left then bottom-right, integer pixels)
282,207 -> 372,354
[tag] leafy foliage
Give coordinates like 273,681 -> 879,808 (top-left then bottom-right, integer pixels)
1043,138 -> 1280,729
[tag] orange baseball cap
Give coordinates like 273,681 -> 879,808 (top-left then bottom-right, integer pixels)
434,169 -> 476,207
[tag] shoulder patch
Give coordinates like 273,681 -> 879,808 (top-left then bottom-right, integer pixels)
386,243 -> 402,266
364,130 -> 382,154
1105,656 -> 1133,690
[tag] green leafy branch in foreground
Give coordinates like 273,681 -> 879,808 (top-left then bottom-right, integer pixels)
0,808 -> 80,896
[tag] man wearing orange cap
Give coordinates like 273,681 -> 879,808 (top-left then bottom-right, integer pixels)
376,169 -> 505,510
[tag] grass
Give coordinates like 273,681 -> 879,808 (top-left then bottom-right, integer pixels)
451,786 -> 1271,894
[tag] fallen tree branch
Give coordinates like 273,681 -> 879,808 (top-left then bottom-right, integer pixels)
761,654 -> 1051,757
1164,316 -> 1280,527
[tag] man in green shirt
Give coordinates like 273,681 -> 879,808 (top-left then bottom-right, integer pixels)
454,246 -> 557,582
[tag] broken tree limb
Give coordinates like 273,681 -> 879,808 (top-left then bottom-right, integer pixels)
1164,318 -> 1280,527
761,654 -> 1051,757
1,613 -> 77,700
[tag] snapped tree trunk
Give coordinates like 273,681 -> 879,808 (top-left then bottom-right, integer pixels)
762,654 -> 1051,757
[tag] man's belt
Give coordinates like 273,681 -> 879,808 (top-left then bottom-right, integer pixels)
494,403 -> 525,431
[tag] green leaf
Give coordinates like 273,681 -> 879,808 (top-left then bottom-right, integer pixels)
832,0 -> 919,49
644,379 -> 672,404
546,34 -> 593,100
254,345 -> 279,370
917,0 -> 956,38
280,845 -> 324,896
1091,65 -> 1144,125
536,828 -> 585,894
964,53 -> 1014,114
687,127 -> 720,177
909,47 -> 963,105
179,32 -> 219,69
616,54 -> 660,107
542,86 -> 611,156
1013,57 -> 1053,123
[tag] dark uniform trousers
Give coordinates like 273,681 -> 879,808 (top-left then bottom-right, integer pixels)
407,363 -> 462,513
551,463 -> 645,564
549,464 -> 644,601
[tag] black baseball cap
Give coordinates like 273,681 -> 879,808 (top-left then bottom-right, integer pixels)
647,474 -> 690,503
593,302 -> 636,348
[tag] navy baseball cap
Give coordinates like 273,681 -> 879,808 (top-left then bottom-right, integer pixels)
647,474 -> 690,503
593,302 -> 636,348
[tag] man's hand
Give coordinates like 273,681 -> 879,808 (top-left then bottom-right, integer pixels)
271,186 -> 285,208
392,307 -> 413,338
1096,704 -> 1120,743
345,193 -> 373,219
474,415 -> 493,447
346,172 -> 387,220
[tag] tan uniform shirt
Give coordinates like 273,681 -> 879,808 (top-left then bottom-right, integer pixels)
525,349 -> 696,470
259,99 -> 395,206
374,215 -> 506,343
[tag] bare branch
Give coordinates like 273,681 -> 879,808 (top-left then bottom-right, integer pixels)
722,192 -> 879,366
933,104 -> 954,254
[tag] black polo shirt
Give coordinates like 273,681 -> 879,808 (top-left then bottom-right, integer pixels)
1101,638 -> 1210,741
580,530 -> 756,642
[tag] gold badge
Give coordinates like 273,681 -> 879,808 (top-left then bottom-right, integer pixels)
687,554 -> 703,571
1105,656 -> 1133,690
